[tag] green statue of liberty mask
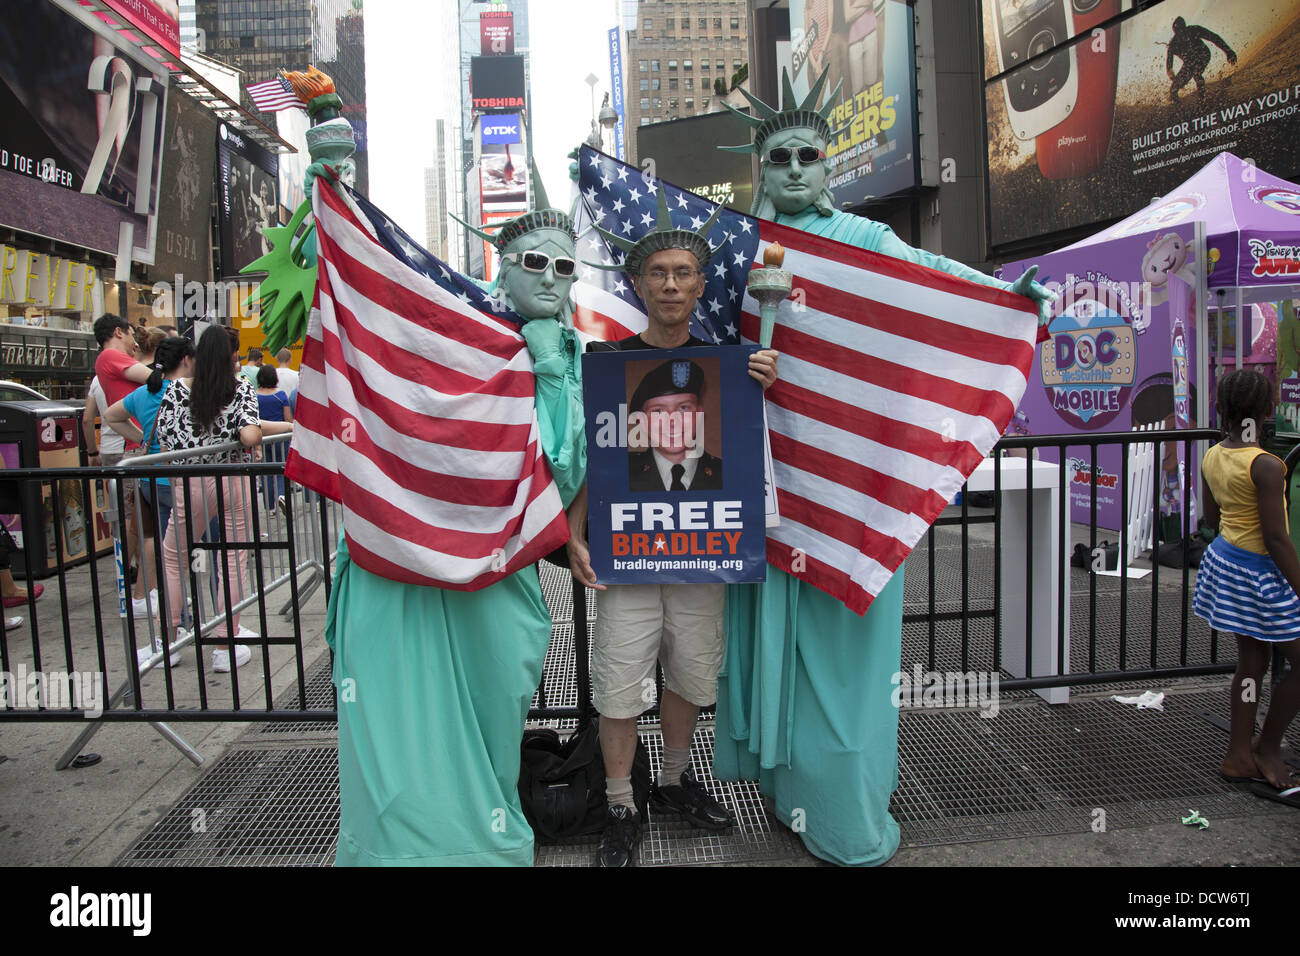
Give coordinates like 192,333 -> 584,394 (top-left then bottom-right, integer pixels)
759,128 -> 834,217
452,158 -> 578,322
721,66 -> 845,219
498,229 -> 577,320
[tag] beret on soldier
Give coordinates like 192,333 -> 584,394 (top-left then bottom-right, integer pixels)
631,359 -> 705,412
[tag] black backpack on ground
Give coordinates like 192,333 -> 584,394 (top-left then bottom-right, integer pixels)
518,715 -> 651,842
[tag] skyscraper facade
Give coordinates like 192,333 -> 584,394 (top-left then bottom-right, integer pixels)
452,0 -> 531,269
425,119 -> 450,261
194,0 -> 368,192
623,0 -> 750,161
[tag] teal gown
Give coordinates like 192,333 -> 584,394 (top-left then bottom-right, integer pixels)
714,208 -> 1023,866
327,321 -> 584,866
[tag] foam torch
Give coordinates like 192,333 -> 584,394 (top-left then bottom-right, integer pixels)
746,241 -> 792,348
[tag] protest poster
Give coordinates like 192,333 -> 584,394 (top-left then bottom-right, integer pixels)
582,345 -> 768,584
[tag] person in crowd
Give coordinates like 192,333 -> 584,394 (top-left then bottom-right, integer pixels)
566,194 -> 778,867
712,68 -> 1054,866
240,347 -> 264,387
1194,368 -> 1300,804
255,365 -> 293,425
152,326 -> 264,672
255,364 -> 292,510
118,325 -> 169,613
134,326 -> 167,369
105,336 -> 197,666
88,314 -> 153,617
0,454 -> 41,611
274,348 -> 299,396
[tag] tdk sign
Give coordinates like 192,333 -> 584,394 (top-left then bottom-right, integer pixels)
481,114 -> 521,145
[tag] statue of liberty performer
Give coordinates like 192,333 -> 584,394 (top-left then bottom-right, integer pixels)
253,68 -> 585,865
714,70 -> 1053,866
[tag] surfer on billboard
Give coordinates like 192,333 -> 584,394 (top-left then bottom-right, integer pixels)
1165,15 -> 1236,102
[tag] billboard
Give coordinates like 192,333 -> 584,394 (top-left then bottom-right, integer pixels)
154,88 -> 216,284
985,0 -> 1300,246
216,123 -> 278,277
480,114 -> 522,145
0,0 -> 167,260
608,27 -> 626,161
102,0 -> 181,59
778,0 -> 918,206
465,163 -> 484,278
480,9 -> 514,55
470,55 -> 526,111
479,142 -> 528,211
635,111 -> 756,213
276,107 -> 311,224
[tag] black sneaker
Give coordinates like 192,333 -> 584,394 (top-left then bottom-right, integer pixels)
650,769 -> 735,830
594,804 -> 642,867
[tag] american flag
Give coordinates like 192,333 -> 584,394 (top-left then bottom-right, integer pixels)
572,148 -> 754,346
284,179 -> 569,590
246,74 -> 301,113
576,146 -> 1038,614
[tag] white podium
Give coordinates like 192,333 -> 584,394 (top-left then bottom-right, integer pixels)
966,458 -> 1071,704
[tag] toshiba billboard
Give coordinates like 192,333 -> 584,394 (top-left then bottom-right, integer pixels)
470,55 -> 526,111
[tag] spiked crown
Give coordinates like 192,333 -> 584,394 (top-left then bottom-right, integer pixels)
587,183 -> 728,277
721,66 -> 845,154
452,158 -> 576,253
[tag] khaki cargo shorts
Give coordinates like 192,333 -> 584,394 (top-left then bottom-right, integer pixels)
591,581 -> 725,719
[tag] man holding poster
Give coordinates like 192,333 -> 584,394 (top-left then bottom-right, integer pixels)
567,191 -> 778,866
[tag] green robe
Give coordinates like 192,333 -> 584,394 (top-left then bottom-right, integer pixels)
714,207 -> 1018,866
327,323 -> 584,866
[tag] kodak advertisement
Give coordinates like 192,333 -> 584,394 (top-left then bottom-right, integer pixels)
582,346 -> 767,584
984,0 -> 1300,246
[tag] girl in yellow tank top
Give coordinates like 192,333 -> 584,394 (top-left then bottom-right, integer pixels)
1194,369 -> 1300,800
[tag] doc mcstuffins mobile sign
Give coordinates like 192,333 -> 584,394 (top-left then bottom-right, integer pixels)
1002,223 -> 1203,530
1038,273 -> 1140,430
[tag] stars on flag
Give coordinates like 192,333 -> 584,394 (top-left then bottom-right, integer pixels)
574,146 -> 762,345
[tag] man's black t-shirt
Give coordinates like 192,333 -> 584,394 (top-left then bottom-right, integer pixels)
585,333 -> 710,353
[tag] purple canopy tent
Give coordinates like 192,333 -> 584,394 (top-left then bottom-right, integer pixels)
1063,152 -> 1300,432
1001,150 -> 1300,543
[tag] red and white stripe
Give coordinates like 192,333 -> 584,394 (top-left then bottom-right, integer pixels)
285,181 -> 569,590
572,279 -> 645,347
741,220 -> 1038,615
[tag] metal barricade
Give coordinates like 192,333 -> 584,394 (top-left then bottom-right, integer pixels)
0,427 -> 1263,739
0,436 -> 343,767
545,428 -> 1238,721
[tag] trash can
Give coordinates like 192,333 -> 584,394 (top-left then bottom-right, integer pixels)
0,399 -> 113,577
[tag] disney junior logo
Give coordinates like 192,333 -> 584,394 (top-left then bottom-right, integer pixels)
1248,238 -> 1300,278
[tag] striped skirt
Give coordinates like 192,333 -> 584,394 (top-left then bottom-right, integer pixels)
1193,536 -> 1300,642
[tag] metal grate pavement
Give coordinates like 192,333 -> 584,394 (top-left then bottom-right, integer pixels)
118,528 -> 1292,866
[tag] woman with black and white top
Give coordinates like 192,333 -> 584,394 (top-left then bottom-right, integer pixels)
154,326 -> 263,672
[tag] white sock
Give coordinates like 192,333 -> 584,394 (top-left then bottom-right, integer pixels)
658,745 -> 691,787
606,776 -> 635,811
